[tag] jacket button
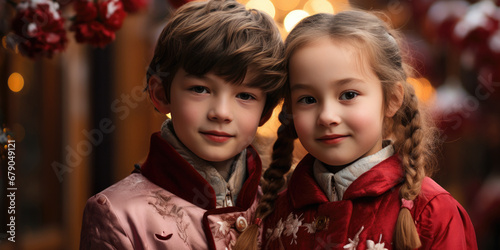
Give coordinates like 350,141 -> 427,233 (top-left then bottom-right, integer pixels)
314,215 -> 329,231
235,216 -> 248,232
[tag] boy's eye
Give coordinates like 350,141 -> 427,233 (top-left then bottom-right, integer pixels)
298,96 -> 316,104
237,93 -> 256,100
340,91 -> 358,100
189,86 -> 209,94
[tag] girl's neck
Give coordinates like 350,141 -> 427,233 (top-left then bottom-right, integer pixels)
323,140 -> 392,174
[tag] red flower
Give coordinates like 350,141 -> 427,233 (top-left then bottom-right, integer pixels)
70,0 -> 126,48
73,0 -> 98,22
72,21 -> 115,48
10,0 -> 67,58
99,0 -> 126,30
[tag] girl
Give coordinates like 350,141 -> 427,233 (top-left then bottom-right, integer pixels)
235,10 -> 477,250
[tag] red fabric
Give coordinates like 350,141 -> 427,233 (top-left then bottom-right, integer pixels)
263,154 -> 478,249
140,132 -> 261,210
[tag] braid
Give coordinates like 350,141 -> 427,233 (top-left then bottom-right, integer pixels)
234,107 -> 297,250
259,109 -> 297,218
393,84 -> 436,249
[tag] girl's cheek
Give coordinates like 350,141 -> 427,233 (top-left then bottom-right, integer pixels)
293,113 -> 314,135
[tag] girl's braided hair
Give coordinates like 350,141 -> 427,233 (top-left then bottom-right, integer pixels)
235,10 -> 438,250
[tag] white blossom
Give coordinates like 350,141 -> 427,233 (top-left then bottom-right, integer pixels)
366,234 -> 388,250
284,213 -> 303,244
343,226 -> 364,250
217,221 -> 231,236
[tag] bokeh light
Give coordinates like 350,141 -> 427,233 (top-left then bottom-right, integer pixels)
274,0 -> 300,11
284,10 -> 310,32
8,72 -> 24,93
304,0 -> 334,14
246,0 -> 276,18
407,77 -> 436,103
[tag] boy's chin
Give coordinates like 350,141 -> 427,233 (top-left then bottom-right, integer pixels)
201,154 -> 238,164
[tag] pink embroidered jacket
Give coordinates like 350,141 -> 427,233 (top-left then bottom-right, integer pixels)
263,154 -> 478,250
80,132 -> 262,249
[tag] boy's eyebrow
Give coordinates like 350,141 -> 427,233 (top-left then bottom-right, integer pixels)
184,73 -> 207,79
290,77 -> 364,91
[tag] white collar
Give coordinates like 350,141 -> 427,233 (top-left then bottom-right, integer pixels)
160,119 -> 247,208
313,143 -> 394,201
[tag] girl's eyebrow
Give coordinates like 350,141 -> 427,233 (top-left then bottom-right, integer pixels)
290,83 -> 311,91
290,78 -> 364,91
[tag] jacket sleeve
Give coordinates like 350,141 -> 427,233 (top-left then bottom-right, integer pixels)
417,193 -> 478,250
80,194 -> 133,250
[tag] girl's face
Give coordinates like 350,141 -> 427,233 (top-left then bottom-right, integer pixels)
289,38 -> 389,166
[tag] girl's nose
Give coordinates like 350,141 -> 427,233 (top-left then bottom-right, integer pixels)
317,103 -> 341,127
207,97 -> 233,123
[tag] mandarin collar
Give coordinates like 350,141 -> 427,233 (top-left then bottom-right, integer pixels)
288,154 -> 404,209
140,132 -> 262,210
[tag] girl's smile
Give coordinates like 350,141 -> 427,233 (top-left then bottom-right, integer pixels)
316,134 -> 350,144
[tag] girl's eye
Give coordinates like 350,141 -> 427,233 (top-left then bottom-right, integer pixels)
340,91 -> 358,100
298,96 -> 317,104
236,93 -> 256,100
189,86 -> 209,94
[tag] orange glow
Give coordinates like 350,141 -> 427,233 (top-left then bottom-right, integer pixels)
407,77 -> 436,103
8,72 -> 24,93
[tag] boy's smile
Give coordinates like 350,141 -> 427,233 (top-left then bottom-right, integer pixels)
199,130 -> 234,143
166,68 -> 266,164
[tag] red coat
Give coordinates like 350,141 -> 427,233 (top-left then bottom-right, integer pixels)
80,132 -> 262,249
262,154 -> 477,250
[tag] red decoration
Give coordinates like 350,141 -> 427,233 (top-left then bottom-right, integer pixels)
70,0 -> 126,48
10,0 -> 67,58
4,0 -> 202,58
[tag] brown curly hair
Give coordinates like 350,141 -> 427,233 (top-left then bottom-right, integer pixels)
146,0 -> 285,118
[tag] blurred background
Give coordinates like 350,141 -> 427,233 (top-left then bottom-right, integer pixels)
1,0 -> 499,249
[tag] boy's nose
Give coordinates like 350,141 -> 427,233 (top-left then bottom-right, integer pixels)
207,98 -> 233,123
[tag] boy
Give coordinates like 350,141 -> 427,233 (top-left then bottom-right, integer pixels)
79,0 -> 284,249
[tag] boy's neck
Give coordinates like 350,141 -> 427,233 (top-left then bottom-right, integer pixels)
210,156 -> 236,181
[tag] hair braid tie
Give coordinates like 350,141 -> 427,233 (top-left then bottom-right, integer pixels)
401,198 -> 414,210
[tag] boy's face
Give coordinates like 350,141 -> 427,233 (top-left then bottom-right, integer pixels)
167,68 -> 266,163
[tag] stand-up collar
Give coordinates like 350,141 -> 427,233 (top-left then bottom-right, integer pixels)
140,132 -> 262,210
288,154 -> 404,209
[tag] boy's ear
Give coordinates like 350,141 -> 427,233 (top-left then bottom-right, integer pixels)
259,108 -> 273,126
148,75 -> 171,115
385,82 -> 404,117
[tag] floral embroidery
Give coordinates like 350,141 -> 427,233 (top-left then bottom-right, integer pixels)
217,221 -> 232,236
267,218 -> 285,241
303,219 -> 316,234
213,213 -> 248,248
343,226 -> 364,250
267,212 -> 314,245
283,213 -> 304,244
366,234 -> 388,250
148,190 -> 190,246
